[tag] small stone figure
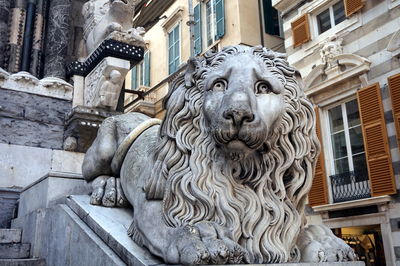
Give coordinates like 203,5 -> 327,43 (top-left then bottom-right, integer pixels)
82,45 -> 357,264
99,69 -> 121,109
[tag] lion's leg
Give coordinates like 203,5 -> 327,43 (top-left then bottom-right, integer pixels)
82,118 -> 118,182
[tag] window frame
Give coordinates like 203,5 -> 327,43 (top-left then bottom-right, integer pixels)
315,0 -> 346,35
167,22 -> 181,75
130,51 -> 150,90
323,97 -> 366,177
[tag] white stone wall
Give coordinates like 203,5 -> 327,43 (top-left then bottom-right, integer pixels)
0,143 -> 84,188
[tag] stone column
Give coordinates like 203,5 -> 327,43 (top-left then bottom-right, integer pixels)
43,0 -> 71,79
7,0 -> 27,73
0,0 -> 11,69
30,0 -> 45,76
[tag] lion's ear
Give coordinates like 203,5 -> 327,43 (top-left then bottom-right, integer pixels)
184,57 -> 201,87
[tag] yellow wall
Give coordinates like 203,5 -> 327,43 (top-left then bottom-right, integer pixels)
125,0 -> 284,117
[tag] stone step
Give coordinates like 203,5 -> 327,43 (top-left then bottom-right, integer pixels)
0,243 -> 30,259
0,229 -> 22,244
0,258 -> 46,266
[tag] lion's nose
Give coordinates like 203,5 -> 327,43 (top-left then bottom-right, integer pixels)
223,108 -> 255,127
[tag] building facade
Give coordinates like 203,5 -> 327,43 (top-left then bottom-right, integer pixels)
273,0 -> 400,264
124,0 -> 285,118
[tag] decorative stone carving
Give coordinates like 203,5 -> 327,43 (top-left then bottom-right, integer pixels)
84,57 -> 130,110
319,37 -> 343,68
82,45 -> 357,264
0,67 -> 73,100
82,0 -> 143,55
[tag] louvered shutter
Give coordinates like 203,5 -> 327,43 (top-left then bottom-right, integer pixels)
291,14 -> 311,48
344,0 -> 364,17
144,51 -> 150,87
357,83 -> 396,196
309,107 -> 329,206
388,73 -> 400,148
215,0 -> 225,39
131,66 -> 137,90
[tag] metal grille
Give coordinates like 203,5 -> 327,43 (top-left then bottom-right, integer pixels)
329,170 -> 371,203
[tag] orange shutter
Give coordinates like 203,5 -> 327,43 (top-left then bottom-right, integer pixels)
309,107 -> 329,206
291,14 -> 311,48
344,0 -> 364,17
357,83 -> 396,196
388,73 -> 400,148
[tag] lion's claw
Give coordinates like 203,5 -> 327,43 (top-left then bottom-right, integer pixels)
166,222 -> 247,264
90,175 -> 128,208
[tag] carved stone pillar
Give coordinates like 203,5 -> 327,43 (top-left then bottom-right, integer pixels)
30,0 -> 45,76
0,0 -> 11,69
43,0 -> 71,79
7,0 -> 27,73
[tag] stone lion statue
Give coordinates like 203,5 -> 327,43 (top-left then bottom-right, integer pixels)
82,45 -> 356,264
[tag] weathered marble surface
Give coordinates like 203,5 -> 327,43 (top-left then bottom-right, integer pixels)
82,45 -> 357,264
43,0 -> 71,79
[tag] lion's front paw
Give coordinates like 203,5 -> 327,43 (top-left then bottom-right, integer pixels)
165,222 -> 249,264
297,225 -> 357,262
90,175 -> 129,207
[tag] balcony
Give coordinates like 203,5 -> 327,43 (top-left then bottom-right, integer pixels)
329,170 -> 371,203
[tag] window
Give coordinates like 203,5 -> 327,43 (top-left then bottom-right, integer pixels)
262,0 -> 281,36
131,51 -> 150,90
316,1 -> 346,34
168,23 -> 180,75
328,99 -> 367,175
193,0 -> 225,55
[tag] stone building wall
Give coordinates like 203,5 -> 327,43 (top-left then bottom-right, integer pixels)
0,88 -> 71,150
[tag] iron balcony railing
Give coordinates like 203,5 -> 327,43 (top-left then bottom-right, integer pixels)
329,170 -> 371,203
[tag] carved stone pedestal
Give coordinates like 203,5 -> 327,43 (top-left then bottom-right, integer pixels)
64,106 -> 120,152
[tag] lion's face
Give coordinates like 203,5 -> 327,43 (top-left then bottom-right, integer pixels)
202,53 -> 285,161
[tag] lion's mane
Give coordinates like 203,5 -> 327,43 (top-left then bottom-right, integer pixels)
144,45 -> 320,263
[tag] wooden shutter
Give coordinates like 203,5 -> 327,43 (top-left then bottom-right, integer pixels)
357,83 -> 396,196
344,0 -> 364,17
388,73 -> 400,148
309,107 -> 329,206
215,0 -> 225,39
194,4 -> 202,55
291,14 -> 311,48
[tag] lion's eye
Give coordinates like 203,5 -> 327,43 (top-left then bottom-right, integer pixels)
255,81 -> 273,95
212,80 -> 227,91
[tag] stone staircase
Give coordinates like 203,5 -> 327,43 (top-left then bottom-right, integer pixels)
0,229 -> 45,266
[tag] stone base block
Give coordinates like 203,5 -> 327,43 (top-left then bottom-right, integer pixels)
0,243 -> 30,259
12,204 -> 124,266
66,195 -> 161,266
0,229 -> 22,244
18,171 -> 91,217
